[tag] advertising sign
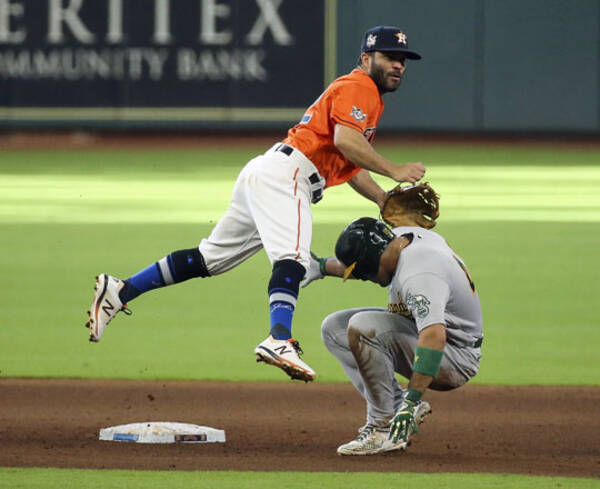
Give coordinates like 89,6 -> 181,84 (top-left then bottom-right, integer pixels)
0,0 -> 336,125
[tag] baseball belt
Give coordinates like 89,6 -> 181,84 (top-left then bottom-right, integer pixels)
276,143 -> 323,204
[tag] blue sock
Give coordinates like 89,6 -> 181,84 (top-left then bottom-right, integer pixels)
126,263 -> 165,296
267,260 -> 305,340
269,299 -> 295,340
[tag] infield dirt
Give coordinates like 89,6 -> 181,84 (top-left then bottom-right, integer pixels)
1,379 -> 598,478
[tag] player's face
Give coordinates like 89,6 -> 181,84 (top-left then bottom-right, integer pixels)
369,263 -> 394,287
367,51 -> 406,93
366,239 -> 398,287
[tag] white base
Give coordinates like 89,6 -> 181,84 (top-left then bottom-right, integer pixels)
99,422 -> 226,444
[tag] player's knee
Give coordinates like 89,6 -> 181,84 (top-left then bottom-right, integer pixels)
320,313 -> 336,337
268,259 -> 306,294
321,313 -> 341,348
347,317 -> 377,354
348,313 -> 374,336
321,311 -> 348,341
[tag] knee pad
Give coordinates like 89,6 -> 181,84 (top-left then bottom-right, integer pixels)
168,248 -> 210,282
268,259 -> 305,296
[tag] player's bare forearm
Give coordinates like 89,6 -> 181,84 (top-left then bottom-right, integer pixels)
321,257 -> 347,278
333,124 -> 426,183
348,169 -> 387,209
408,324 -> 446,394
334,124 -> 397,177
418,323 -> 446,350
408,371 -> 435,394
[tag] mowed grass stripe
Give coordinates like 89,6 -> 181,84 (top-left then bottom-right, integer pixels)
0,468 -> 598,489
2,165 -> 600,223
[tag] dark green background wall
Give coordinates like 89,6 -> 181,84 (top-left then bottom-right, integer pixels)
337,0 -> 599,133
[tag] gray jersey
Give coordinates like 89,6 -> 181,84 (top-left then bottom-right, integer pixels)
322,225 -> 484,428
388,226 -> 483,349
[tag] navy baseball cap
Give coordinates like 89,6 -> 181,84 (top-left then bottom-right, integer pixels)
361,25 -> 422,60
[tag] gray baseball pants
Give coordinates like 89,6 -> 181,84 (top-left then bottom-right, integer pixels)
321,307 -> 480,428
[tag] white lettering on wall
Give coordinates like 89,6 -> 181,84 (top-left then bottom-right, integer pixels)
106,0 -> 123,43
177,48 -> 266,81
0,0 -> 25,43
0,48 -> 170,80
47,0 -> 95,44
1,0 -> 296,47
0,47 -> 268,82
0,1 -> 303,83
246,0 -> 293,46
153,0 -> 172,44
200,0 -> 232,45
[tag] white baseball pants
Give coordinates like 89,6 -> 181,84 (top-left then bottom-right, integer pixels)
198,144 -> 324,275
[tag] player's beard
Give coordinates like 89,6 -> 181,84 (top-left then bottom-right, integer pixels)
369,63 -> 403,93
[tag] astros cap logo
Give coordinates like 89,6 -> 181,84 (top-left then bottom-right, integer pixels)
395,32 -> 407,45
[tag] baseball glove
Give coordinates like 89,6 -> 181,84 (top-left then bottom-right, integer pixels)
380,182 -> 440,229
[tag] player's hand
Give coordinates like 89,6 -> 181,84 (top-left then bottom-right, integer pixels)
389,398 -> 419,443
391,162 -> 425,183
300,253 -> 327,288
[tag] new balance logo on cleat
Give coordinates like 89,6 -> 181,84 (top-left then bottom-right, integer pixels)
101,299 -> 115,317
274,344 -> 293,355
86,274 -> 130,343
254,335 -> 316,382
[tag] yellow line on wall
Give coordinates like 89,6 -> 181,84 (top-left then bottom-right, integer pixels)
0,107 -> 305,122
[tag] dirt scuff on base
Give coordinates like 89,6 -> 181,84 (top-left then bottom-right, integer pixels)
1,379 -> 598,478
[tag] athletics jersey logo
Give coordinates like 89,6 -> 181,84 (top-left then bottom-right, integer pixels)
350,106 -> 367,122
405,292 -> 431,319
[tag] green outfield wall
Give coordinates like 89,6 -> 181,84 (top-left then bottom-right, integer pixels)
0,0 -> 597,132
337,0 -> 599,133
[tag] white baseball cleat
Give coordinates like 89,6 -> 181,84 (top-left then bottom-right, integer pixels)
337,426 -> 404,456
338,400 -> 432,456
86,274 -> 131,342
254,336 -> 316,382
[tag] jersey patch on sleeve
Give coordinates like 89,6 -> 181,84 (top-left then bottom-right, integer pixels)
300,114 -> 312,124
405,292 -> 431,319
350,106 -> 367,122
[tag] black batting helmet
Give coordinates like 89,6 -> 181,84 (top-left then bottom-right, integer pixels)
335,217 -> 395,281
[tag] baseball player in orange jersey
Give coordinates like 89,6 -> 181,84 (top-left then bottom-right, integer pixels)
86,26 -> 425,383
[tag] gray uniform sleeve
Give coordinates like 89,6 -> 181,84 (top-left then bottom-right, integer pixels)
400,273 -> 450,332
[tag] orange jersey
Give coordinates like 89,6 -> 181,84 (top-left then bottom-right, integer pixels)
283,69 -> 384,188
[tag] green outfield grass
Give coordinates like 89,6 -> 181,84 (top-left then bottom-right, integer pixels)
1,468 -> 598,489
1,144 -> 599,384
